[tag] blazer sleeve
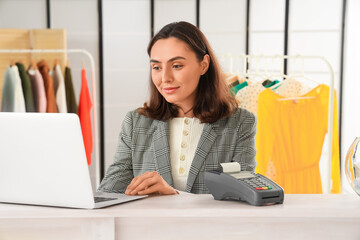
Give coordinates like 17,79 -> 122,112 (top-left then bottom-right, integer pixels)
233,109 -> 257,172
97,111 -> 135,193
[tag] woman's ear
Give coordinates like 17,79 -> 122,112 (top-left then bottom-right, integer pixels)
200,54 -> 210,75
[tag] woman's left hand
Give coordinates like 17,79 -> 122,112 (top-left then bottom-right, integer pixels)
125,171 -> 178,195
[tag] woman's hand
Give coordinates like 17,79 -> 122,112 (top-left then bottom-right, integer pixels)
125,171 -> 178,195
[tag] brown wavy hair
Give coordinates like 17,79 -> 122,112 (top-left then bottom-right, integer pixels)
137,21 -> 238,123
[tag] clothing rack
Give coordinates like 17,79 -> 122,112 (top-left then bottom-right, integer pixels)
0,49 -> 100,188
221,54 -> 335,193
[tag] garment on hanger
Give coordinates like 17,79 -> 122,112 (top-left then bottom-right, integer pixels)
273,77 -> 312,97
1,65 -> 26,112
262,77 -> 306,181
51,63 -> 67,113
64,66 -> 77,113
231,81 -> 248,96
235,81 -> 265,115
262,79 -> 272,87
255,84 -> 341,194
37,60 -> 58,113
78,68 -> 93,165
16,62 -> 35,112
264,79 -> 280,88
27,67 -> 47,113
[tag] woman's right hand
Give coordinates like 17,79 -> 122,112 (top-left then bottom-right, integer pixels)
125,171 -> 178,196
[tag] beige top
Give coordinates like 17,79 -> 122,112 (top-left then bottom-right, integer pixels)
169,117 -> 204,191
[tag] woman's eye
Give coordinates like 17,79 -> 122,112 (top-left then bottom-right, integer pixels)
173,64 -> 183,69
152,66 -> 160,70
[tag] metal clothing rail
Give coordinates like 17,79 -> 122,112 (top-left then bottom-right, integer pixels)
222,54 -> 335,193
0,49 -> 100,188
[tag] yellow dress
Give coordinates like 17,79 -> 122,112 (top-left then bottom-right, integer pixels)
255,84 -> 341,193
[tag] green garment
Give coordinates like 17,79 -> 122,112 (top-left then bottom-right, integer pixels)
230,81 -> 248,95
16,63 -> 35,112
64,67 -> 78,113
264,80 -> 280,88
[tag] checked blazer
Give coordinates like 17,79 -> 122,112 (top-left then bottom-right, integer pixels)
98,107 -> 257,194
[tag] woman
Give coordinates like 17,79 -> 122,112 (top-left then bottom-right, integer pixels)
98,21 -> 256,195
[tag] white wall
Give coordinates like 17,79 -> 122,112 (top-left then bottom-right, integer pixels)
342,0 -> 360,194
102,0 -> 150,171
248,0 -> 285,74
154,0 -> 196,33
200,0 -> 247,74
249,0 -> 285,56
0,0 -> 46,29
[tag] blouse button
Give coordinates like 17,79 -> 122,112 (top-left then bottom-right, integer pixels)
179,167 -> 185,174
184,118 -> 190,125
183,130 -> 189,136
181,142 -> 187,148
180,154 -> 185,161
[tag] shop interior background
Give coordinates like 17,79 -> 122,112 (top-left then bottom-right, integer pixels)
0,0 -> 359,194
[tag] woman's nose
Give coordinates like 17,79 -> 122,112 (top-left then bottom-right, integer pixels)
162,67 -> 173,83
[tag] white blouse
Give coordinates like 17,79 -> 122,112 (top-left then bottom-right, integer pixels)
169,117 -> 204,191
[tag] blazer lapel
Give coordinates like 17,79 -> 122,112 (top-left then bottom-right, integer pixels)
186,122 -> 218,192
152,120 -> 174,187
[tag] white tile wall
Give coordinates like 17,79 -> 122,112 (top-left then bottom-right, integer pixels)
154,0 -> 196,33
103,0 -> 150,169
249,32 -> 284,55
200,0 -> 246,33
248,0 -> 285,75
103,0 -> 150,34
51,0 -> 98,33
206,33 -> 246,56
103,34 -> 149,70
0,0 -> 46,29
290,0 -> 342,31
341,0 -> 360,194
288,32 -> 341,73
200,0 -> 246,72
250,0 -> 285,31
103,69 -> 149,110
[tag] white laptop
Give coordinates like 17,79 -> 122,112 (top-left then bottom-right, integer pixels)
0,112 -> 147,209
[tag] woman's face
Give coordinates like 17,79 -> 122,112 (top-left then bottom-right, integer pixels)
150,37 -> 209,111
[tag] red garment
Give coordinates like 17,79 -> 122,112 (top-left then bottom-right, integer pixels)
78,69 -> 93,165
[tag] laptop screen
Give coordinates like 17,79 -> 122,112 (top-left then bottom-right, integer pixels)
0,113 -> 95,208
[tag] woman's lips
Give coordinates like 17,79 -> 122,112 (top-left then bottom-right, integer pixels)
163,87 -> 179,94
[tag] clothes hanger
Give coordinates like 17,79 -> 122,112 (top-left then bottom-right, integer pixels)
289,57 -> 321,86
31,59 -> 37,70
226,75 -> 239,88
275,57 -> 318,101
267,56 -> 291,90
10,59 -> 15,67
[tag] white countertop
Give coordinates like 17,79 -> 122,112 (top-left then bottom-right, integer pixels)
1,193 -> 360,240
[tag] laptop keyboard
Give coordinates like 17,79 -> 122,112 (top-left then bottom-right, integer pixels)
94,196 -> 117,203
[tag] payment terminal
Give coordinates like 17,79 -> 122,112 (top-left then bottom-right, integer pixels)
204,162 -> 284,206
